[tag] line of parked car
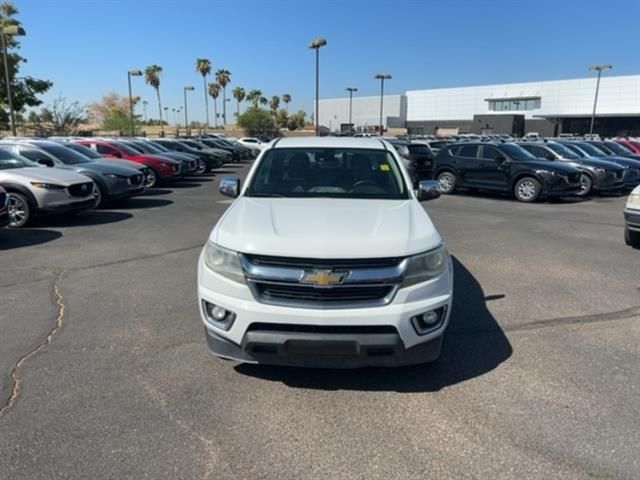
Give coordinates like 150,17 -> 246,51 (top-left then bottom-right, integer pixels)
384,136 -> 640,201
0,133 -> 263,228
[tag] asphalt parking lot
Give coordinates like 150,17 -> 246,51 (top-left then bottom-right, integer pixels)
1,163 -> 639,480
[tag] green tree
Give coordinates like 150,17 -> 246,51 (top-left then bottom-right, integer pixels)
215,68 -> 231,124
274,108 -> 288,129
208,82 -> 220,127
288,110 -> 306,131
269,95 -> 280,113
246,89 -> 262,107
232,86 -> 245,118
0,1 -> 52,130
237,106 -> 275,136
89,92 -> 139,132
144,64 -> 164,132
195,58 -> 211,128
282,93 -> 291,112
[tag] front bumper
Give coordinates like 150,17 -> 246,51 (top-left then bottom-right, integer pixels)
36,198 -> 95,215
593,170 -> 625,191
197,253 -> 454,368
624,208 -> 640,231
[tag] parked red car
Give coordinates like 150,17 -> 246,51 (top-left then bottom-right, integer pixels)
74,139 -> 181,187
0,186 -> 9,228
614,138 -> 640,155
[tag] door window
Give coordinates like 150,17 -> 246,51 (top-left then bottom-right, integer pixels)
480,146 -> 501,160
457,145 -> 479,158
96,144 -> 118,155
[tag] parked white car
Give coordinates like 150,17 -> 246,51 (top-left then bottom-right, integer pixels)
197,137 -> 453,368
0,149 -> 96,227
237,137 -> 268,151
624,185 -> 640,248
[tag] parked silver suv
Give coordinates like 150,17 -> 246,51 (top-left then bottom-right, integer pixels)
1,140 -> 144,207
0,149 -> 95,227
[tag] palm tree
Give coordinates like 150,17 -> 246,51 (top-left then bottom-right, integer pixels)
270,95 -> 280,113
195,58 -> 212,129
215,68 -> 231,124
208,83 -> 221,127
259,96 -> 268,107
144,65 -> 164,133
232,87 -> 245,118
282,93 -> 291,112
246,89 -> 262,107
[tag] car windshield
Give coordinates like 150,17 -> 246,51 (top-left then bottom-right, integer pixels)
547,143 -> 579,159
39,144 -> 90,164
179,140 -> 202,149
604,141 -> 631,154
110,141 -> 140,155
500,143 -> 536,160
560,143 -> 586,157
121,141 -> 145,154
134,141 -> 164,154
589,142 -> 613,154
575,142 -> 605,157
66,143 -> 102,159
145,141 -> 168,152
246,148 -> 409,200
0,147 -> 39,169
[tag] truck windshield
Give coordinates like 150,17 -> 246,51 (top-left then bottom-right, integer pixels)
246,148 -> 409,199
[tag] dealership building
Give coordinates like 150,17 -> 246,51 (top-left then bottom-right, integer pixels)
317,74 -> 640,137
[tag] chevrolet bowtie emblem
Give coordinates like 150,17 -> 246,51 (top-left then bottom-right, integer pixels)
301,269 -> 345,287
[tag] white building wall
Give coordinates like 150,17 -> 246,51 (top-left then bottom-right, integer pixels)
318,94 -> 405,130
406,75 -> 640,121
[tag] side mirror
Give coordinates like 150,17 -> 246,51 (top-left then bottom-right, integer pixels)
495,155 -> 507,163
546,153 -> 556,160
219,176 -> 240,198
37,158 -> 55,167
417,180 -> 441,202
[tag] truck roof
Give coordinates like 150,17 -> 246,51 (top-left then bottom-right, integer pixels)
272,136 -> 387,150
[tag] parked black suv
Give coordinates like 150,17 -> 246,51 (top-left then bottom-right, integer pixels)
519,141 -> 625,196
433,142 -> 582,202
386,138 -> 434,186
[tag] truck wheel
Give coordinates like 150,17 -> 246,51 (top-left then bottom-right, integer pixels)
8,192 -> 31,228
436,171 -> 457,194
625,226 -> 640,249
514,177 -> 541,202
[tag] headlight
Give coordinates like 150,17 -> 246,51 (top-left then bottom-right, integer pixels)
203,242 -> 246,284
30,182 -> 65,190
402,245 -> 449,287
594,167 -> 606,173
627,193 -> 640,207
103,173 -> 126,179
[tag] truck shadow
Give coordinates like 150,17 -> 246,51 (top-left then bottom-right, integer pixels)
235,256 -> 512,392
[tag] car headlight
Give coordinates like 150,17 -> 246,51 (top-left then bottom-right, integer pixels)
401,245 -> 449,287
594,167 -> 606,173
203,242 -> 246,284
30,182 -> 65,190
103,173 -> 127,179
627,193 -> 640,207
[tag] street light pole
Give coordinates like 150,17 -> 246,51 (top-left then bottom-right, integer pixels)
184,86 -> 194,135
374,73 -> 391,136
345,87 -> 358,132
309,37 -> 327,136
1,25 -> 26,136
589,63 -> 612,137
127,69 -> 142,136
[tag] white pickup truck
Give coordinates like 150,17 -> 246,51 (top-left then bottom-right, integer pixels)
197,137 -> 454,368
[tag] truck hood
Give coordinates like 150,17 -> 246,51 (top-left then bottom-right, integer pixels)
2,167 -> 92,185
213,198 -> 442,259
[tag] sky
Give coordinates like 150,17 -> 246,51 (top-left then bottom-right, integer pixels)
15,0 -> 640,123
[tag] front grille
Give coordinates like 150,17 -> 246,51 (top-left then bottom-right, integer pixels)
67,182 -> 94,197
128,174 -> 143,186
243,254 -> 405,309
255,283 -> 394,304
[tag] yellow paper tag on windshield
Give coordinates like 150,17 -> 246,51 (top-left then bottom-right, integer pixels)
380,164 -> 390,172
